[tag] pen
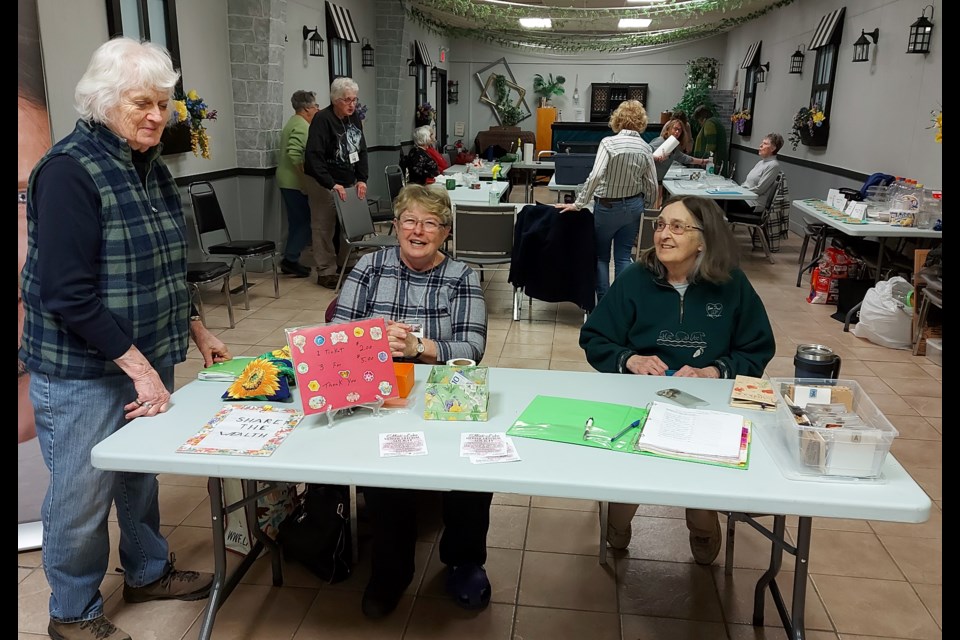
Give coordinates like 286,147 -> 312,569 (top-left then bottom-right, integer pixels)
610,416 -> 646,443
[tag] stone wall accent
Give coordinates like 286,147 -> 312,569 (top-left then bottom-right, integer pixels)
374,0 -> 408,148
227,0 -> 286,168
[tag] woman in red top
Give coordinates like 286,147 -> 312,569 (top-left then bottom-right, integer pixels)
406,125 -> 448,184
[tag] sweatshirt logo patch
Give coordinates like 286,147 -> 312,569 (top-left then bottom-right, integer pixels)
656,330 -> 707,353
706,302 -> 723,318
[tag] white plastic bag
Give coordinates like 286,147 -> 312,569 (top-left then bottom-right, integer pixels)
852,276 -> 914,349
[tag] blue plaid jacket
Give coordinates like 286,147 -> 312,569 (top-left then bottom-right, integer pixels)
20,120 -> 191,379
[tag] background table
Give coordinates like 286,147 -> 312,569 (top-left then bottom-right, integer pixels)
446,180 -> 510,206
92,367 -> 929,640
663,177 -> 757,201
443,163 -> 511,180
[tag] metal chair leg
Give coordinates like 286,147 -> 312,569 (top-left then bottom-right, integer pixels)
334,248 -> 354,293
221,273 -> 235,329
271,254 -> 280,299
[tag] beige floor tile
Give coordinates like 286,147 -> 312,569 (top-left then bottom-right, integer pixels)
917,363 -> 942,380
525,508 -> 599,555
18,567 -> 33,584
549,359 -> 595,372
549,341 -> 588,362
181,496 -> 213,528
19,548 -> 42,569
504,329 -> 556,345
814,574 -> 941,638
907,466 -> 941,501
902,395 -> 942,418
514,606 -> 620,640
891,439 -> 942,470
103,586 -> 206,640
293,588 -> 412,639
419,546 -> 521,605
184,583 -> 316,639
492,492 -> 530,507
913,583 -> 942,629
879,535 -> 942,584
238,550 -> 329,590
157,484 -> 209,527
617,558 -> 722,620
888,377 -> 943,398
634,504 -> 686,518
529,497 -> 596,511
792,528 -> 903,580
847,375 -> 893,395
924,416 -> 941,433
887,415 -> 942,440
495,357 -> 551,370
404,600 -> 514,640
785,515 -> 871,532
486,504 -> 529,550
618,514 -> 703,563
863,361 -> 933,378
518,551 -> 617,612
869,503 -> 941,538
727,518 -> 796,572
712,567 -> 834,631
159,473 -> 209,488
727,625 -> 838,639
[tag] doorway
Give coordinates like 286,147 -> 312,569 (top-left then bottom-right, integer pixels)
436,68 -> 448,148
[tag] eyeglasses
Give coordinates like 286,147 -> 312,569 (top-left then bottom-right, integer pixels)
652,219 -> 703,235
396,216 -> 445,232
336,97 -> 359,105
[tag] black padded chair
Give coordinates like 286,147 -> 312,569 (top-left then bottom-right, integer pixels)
726,173 -> 782,265
187,261 -> 235,328
188,181 -> 280,310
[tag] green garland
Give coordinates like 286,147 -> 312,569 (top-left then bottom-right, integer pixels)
407,0 -> 795,53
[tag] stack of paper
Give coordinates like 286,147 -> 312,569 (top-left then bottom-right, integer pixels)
729,375 -> 777,411
634,401 -> 750,468
196,357 -> 256,382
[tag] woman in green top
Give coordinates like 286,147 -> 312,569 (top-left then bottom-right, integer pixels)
693,104 -> 729,172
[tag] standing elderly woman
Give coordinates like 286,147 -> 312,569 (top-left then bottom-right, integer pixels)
649,118 -> 709,207
405,125 -> 449,185
556,99 -> 658,302
332,184 -> 489,619
579,196 -> 775,564
20,38 -> 228,640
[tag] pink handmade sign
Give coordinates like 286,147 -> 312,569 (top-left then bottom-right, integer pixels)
285,318 -> 398,415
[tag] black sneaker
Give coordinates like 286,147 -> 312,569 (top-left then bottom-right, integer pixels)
281,259 -> 310,278
316,274 -> 340,289
48,616 -> 131,640
122,553 -> 213,603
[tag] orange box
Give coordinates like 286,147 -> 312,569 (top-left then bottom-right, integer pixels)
393,362 -> 415,398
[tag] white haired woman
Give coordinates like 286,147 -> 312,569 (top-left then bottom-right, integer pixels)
405,125 -> 449,185
20,37 -> 228,640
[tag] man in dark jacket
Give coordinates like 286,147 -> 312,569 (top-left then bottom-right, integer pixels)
305,77 -> 368,288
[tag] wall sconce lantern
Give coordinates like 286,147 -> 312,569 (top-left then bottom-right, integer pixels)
407,59 -> 417,77
430,66 -> 438,84
302,26 -> 324,57
852,28 -> 879,62
789,44 -> 806,74
448,80 -> 459,104
361,38 -> 375,67
907,5 -> 934,55
754,62 -> 770,84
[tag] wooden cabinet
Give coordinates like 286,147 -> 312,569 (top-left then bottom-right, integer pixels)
589,83 -> 649,122
536,107 -> 557,155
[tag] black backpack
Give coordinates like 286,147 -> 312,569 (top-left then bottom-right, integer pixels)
277,484 -> 351,583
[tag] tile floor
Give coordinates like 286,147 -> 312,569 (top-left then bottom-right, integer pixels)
18,190 -> 942,639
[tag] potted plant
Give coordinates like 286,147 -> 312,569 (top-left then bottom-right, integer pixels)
672,57 -> 719,137
532,73 -> 566,107
415,102 -> 436,127
492,74 -> 526,127
788,104 -> 828,150
731,109 -> 752,136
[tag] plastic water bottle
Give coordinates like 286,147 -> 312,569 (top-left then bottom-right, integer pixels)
705,153 -> 715,175
890,280 -> 914,309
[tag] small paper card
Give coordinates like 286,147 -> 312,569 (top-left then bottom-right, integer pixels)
459,432 -> 509,458
729,375 -> 777,411
829,193 -> 848,211
794,385 -> 832,408
286,318 -> 398,415
470,437 -> 521,464
826,189 -> 841,205
379,431 -> 428,457
847,202 -> 868,220
177,404 -> 303,456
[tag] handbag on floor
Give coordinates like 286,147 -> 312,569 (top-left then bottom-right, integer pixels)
277,484 -> 352,583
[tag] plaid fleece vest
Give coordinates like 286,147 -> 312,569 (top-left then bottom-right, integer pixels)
20,120 -> 190,379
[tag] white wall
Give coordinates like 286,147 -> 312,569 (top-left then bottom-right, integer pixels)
724,0 -> 941,189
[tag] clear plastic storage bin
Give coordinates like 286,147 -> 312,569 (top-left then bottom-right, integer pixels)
769,378 -> 898,478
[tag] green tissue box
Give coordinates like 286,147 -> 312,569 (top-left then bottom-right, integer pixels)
423,366 -> 489,421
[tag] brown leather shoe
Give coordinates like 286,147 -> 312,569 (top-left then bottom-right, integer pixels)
48,616 -> 131,640
316,274 -> 340,289
122,553 -> 213,603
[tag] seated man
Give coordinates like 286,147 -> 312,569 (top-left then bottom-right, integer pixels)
724,132 -> 783,216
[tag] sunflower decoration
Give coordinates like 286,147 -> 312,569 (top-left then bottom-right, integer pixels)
226,358 -> 282,398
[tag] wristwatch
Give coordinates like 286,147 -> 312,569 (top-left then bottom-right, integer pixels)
414,336 -> 425,357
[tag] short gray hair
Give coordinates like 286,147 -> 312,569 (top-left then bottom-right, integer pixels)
413,125 -> 434,146
291,90 -> 316,112
330,77 -> 359,102
765,132 -> 784,154
74,37 -> 180,125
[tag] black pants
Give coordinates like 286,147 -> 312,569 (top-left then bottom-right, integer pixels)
724,199 -> 760,215
362,487 -> 493,591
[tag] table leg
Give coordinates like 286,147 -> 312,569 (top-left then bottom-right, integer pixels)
199,478 -> 228,640
874,238 -> 887,283
598,500 -> 609,565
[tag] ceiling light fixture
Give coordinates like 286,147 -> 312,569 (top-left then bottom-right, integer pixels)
618,18 -> 653,29
519,18 -> 551,29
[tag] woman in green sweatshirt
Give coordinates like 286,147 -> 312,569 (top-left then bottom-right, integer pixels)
579,195 -> 775,564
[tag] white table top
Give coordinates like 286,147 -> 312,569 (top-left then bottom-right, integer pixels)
663,177 -> 757,201
92,367 -> 930,523
446,180 -> 510,205
793,199 -> 943,240
444,163 -> 511,179
510,160 -> 555,171
547,175 -> 579,192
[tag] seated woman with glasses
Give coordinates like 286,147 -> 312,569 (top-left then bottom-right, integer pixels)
404,125 -> 449,185
579,195 -> 775,565
331,184 -> 491,619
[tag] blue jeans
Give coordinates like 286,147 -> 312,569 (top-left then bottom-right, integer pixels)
31,368 -> 174,622
593,194 -> 645,300
280,187 -> 312,263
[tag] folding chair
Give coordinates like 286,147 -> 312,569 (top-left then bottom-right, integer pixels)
332,190 -> 399,292
188,181 -> 280,310
186,261 -> 235,329
726,173 -> 782,265
442,144 -> 458,167
633,207 -> 662,261
451,204 -> 516,283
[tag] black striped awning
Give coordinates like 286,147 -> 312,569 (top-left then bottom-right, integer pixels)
414,40 -> 433,67
325,1 -> 359,43
740,41 -> 762,69
809,7 -> 846,50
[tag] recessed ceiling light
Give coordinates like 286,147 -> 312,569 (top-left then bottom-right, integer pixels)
519,18 -> 552,29
618,18 -> 653,28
